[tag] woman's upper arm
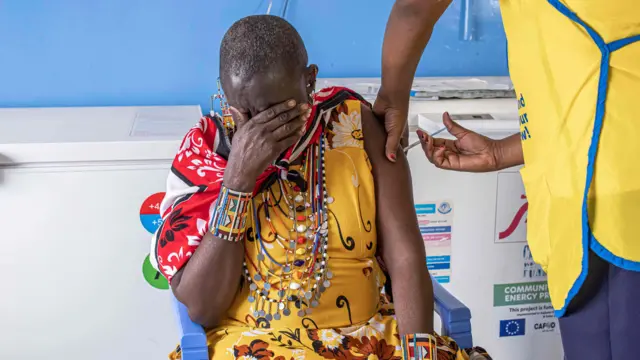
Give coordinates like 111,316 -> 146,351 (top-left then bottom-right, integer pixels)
152,116 -> 225,284
361,105 -> 426,264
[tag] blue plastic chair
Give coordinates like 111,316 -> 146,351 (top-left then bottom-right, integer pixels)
171,278 -> 472,360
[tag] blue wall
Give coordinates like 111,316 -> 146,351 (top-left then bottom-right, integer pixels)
0,0 -> 507,110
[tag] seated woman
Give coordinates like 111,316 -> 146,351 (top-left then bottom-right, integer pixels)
151,15 -> 490,360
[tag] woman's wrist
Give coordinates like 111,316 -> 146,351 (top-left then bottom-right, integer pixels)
223,177 -> 255,194
493,134 -> 525,170
223,165 -> 257,193
223,147 -> 262,193
378,82 -> 412,105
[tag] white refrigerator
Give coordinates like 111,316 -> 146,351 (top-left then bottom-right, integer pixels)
0,105 -> 201,359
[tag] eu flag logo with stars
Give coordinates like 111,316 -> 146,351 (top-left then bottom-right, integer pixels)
500,319 -> 526,337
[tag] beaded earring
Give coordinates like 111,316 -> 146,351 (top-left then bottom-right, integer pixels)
307,65 -> 318,103
211,78 -> 235,138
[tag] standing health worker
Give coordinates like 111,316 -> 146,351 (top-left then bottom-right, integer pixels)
373,1 -> 640,359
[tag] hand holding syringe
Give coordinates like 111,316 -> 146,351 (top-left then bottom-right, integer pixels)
403,127 -> 446,152
405,112 -> 522,172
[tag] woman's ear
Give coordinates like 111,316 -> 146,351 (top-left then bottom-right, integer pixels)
306,64 -> 318,94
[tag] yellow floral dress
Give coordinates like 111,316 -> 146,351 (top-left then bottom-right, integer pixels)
154,88 -> 490,360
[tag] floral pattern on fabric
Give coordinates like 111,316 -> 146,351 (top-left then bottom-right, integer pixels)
307,329 -> 356,359
353,336 -> 400,360
169,311 -> 492,360
234,339 -> 279,360
329,110 -> 364,149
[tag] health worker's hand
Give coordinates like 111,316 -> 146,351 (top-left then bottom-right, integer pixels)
419,112 -> 500,172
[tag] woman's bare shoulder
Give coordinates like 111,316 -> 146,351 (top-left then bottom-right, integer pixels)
360,103 -> 388,165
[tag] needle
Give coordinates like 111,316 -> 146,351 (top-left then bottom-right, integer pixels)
403,127 -> 447,152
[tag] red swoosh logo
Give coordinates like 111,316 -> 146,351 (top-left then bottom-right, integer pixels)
499,195 -> 528,240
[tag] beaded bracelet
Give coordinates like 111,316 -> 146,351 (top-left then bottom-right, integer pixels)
401,333 -> 438,360
209,185 -> 252,242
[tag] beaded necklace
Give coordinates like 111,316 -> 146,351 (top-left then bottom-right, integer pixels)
243,134 -> 334,321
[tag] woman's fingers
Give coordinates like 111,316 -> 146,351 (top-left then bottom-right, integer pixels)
426,137 -> 436,162
417,131 -> 430,156
443,112 -> 469,140
431,137 -> 455,151
272,111 -> 309,140
267,105 -> 310,133
433,146 -> 454,168
419,130 -> 450,167
252,99 -> 299,125
418,130 -> 460,170
277,131 -> 303,152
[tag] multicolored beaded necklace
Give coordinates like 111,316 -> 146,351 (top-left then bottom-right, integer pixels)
243,134 -> 334,321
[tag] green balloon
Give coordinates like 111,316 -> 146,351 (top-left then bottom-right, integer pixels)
142,254 -> 169,290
